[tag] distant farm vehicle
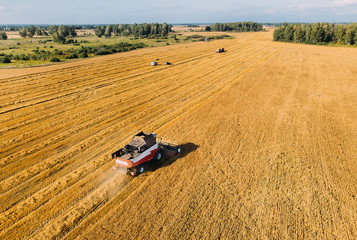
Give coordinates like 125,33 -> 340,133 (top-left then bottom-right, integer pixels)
216,48 -> 225,53
165,62 -> 171,65
151,61 -> 157,66
112,132 -> 180,176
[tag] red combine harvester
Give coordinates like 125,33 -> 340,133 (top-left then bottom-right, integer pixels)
112,132 -> 180,176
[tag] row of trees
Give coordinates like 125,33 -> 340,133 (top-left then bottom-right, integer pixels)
187,24 -> 200,27
0,41 -> 147,63
207,22 -> 263,32
19,26 -> 43,38
47,25 -> 77,36
50,26 -> 77,43
0,25 -> 97,31
1,23 -> 172,45
18,25 -> 77,40
273,23 -> 357,45
94,23 -> 172,38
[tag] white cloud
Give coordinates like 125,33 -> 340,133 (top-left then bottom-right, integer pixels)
286,2 -> 323,11
332,0 -> 357,6
287,0 -> 357,11
296,3 -> 316,10
0,6 -> 6,11
263,8 -> 276,14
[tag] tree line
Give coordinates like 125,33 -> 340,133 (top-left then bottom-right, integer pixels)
273,23 -> 357,45
187,24 -> 200,27
0,41 -> 147,64
0,25 -> 96,31
19,26 -> 47,38
205,22 -> 263,32
94,23 -> 172,38
17,25 -> 77,39
0,25 -> 79,39
0,23 -> 172,43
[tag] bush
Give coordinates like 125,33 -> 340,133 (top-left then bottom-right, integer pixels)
19,54 -> 30,61
0,56 -> 11,63
94,50 -> 111,55
54,50 -> 63,55
134,42 -> 146,48
68,53 -> 78,59
79,52 -> 88,58
49,57 -> 61,62
0,32 -> 7,40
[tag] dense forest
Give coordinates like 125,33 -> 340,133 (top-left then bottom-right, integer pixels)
94,23 -> 172,38
274,23 -> 357,45
207,22 -> 263,32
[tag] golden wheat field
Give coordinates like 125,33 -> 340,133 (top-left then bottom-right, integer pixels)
1,31 -> 357,239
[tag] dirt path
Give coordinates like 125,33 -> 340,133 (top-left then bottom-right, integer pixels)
1,31 -> 357,239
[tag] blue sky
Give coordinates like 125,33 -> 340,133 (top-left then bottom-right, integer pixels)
0,0 -> 356,24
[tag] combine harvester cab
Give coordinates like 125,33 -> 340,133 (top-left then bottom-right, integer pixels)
112,131 -> 180,176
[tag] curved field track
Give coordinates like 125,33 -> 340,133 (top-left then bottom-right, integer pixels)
1,31 -> 357,239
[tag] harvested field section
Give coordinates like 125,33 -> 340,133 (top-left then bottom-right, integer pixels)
0,32 -> 278,239
2,31 -> 357,239
81,44 -> 357,239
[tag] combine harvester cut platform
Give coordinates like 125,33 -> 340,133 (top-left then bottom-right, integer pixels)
112,132 -> 180,176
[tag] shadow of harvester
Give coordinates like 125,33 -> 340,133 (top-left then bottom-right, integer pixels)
147,142 -> 199,171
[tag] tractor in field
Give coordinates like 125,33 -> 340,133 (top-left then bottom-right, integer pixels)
112,132 -> 180,176
216,48 -> 225,53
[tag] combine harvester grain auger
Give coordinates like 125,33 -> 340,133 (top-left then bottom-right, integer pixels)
112,131 -> 180,176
